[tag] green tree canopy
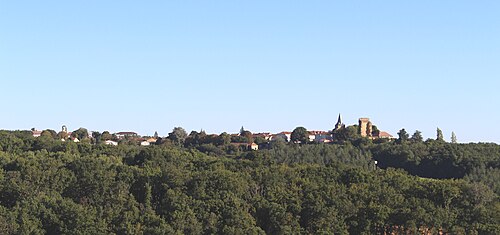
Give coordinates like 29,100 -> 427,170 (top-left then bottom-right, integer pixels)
217,132 -> 231,146
41,129 -> 57,138
101,131 -> 113,141
0,129 -> 498,234
334,125 -> 360,142
397,128 -> 409,143
71,128 -> 89,140
91,131 -> 102,144
168,127 -> 188,146
411,130 -> 423,142
291,127 -> 309,143
240,130 -> 253,144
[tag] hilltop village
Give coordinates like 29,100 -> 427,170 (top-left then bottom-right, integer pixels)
29,115 -> 394,151
2,116 -> 499,234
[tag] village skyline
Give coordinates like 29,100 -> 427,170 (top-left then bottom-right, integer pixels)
28,115 -> 391,138
24,115 -> 473,146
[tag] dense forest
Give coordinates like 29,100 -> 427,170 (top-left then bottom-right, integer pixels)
0,129 -> 499,234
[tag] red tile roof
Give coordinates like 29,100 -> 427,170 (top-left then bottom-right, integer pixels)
116,132 -> 138,135
308,131 -> 329,135
378,131 -> 393,138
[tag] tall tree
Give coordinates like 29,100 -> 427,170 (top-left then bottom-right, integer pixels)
436,128 -> 444,142
411,130 -> 423,142
451,132 -> 457,143
92,131 -> 102,144
185,131 -> 200,147
291,127 -> 309,144
168,127 -> 188,146
397,128 -> 409,143
217,132 -> 232,146
371,125 -> 380,136
101,131 -> 113,141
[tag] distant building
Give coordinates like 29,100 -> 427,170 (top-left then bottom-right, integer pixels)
272,132 -> 292,142
250,143 -> 259,150
105,140 -> 118,146
252,133 -> 272,140
334,114 -> 345,131
140,141 -> 151,146
115,132 -> 138,139
359,118 -> 373,137
313,132 -> 333,143
308,131 -> 330,142
357,117 -> 394,140
231,142 -> 259,151
32,130 -> 42,138
372,131 -> 394,139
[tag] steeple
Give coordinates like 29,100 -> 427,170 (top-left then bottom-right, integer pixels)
334,113 -> 344,130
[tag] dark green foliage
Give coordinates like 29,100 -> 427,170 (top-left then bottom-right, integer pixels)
40,129 -> 57,139
0,130 -> 498,234
100,131 -> 113,141
397,128 -> 409,144
168,127 -> 188,146
71,128 -> 89,140
437,128 -> 445,142
333,125 -> 360,143
372,141 -> 500,179
291,127 -> 309,144
411,130 -> 424,143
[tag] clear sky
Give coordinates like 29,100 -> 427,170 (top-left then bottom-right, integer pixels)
1,1 -> 499,143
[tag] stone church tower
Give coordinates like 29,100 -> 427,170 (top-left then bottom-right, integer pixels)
359,118 -> 372,137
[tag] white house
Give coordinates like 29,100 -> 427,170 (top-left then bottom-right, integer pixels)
105,140 -> 118,146
250,143 -> 259,150
115,132 -> 138,139
146,138 -> 157,144
307,131 -> 332,143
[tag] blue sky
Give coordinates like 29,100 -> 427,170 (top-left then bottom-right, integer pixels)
1,1 -> 499,143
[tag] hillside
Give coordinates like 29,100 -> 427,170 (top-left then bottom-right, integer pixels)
0,130 -> 499,234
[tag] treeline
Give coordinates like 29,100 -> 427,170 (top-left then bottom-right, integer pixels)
370,140 -> 500,195
0,130 -> 499,234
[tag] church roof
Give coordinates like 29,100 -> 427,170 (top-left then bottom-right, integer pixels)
337,114 -> 342,124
